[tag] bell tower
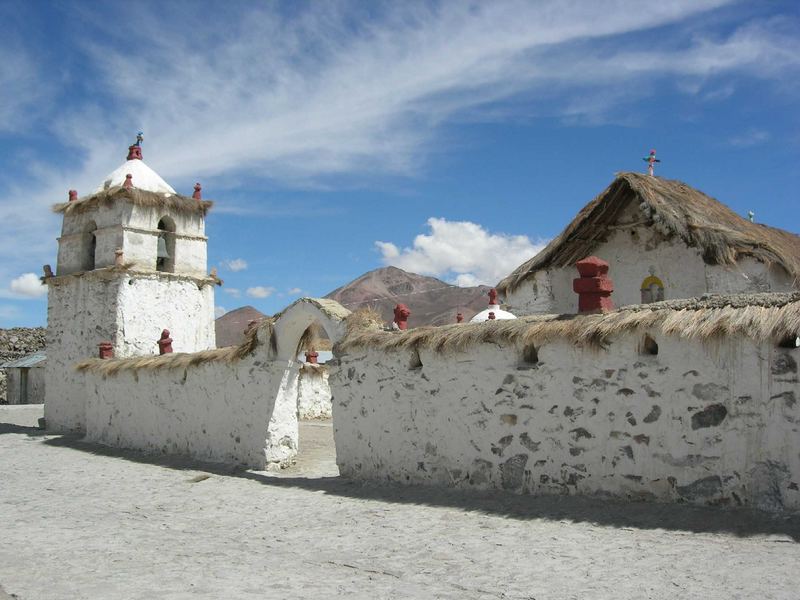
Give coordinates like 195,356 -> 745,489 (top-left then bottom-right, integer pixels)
44,135 -> 217,432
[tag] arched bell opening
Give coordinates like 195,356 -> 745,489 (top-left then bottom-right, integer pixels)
84,220 -> 98,271
156,216 -> 176,273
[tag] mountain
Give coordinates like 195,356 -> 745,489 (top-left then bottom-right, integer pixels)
215,305 -> 266,347
324,266 -> 491,328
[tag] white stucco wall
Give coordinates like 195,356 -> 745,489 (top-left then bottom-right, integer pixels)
83,355 -> 298,469
298,365 -> 332,419
506,214 -> 795,315
331,334 -> 800,512
44,272 -> 215,432
115,275 -> 215,357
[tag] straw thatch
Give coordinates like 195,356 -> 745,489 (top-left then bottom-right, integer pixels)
76,318 -> 274,375
497,173 -> 800,295
339,292 -> 800,355
53,186 -> 213,217
45,263 -> 217,288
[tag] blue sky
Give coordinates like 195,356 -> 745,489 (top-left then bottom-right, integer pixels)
0,0 -> 798,326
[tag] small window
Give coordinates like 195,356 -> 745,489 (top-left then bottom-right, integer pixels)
640,334 -> 658,356
778,335 -> 799,349
640,274 -> 664,304
409,350 -> 423,370
156,217 -> 176,273
521,344 -> 539,365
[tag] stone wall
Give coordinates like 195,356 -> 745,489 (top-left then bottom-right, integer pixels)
331,332 -> 800,512
0,328 -> 46,404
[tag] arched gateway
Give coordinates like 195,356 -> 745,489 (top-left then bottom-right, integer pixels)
271,297 -> 351,360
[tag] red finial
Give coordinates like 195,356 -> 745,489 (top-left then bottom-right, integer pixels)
488,288 -> 498,306
123,174 -> 133,189
98,341 -> 114,359
305,348 -> 319,364
488,312 -> 496,320
192,183 -> 202,200
393,303 -> 411,331
157,329 -> 174,354
127,145 -> 143,161
456,312 -> 464,323
68,189 -> 78,202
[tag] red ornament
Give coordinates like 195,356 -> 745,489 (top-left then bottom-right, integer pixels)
305,349 -> 319,364
573,256 -> 614,314
98,341 -> 114,359
157,329 -> 174,354
393,304 -> 410,330
192,183 -> 202,200
68,190 -> 78,202
123,174 -> 133,189
127,145 -> 143,161
488,288 -> 498,305
456,312 -> 464,323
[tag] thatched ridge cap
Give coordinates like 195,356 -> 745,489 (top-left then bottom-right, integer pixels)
497,173 -> 800,295
53,186 -> 213,217
339,292 -> 800,354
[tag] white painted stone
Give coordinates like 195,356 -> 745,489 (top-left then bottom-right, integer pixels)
297,365 -> 332,419
331,333 -> 800,512
470,305 -> 516,322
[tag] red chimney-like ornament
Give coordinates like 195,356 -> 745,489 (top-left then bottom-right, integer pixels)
573,256 -> 614,313
456,312 -> 464,323
127,145 -> 143,161
68,189 -> 78,202
157,329 -> 174,354
305,349 -> 319,364
488,288 -> 498,306
98,341 -> 114,359
192,183 -> 202,200
393,304 -> 410,331
123,174 -> 133,189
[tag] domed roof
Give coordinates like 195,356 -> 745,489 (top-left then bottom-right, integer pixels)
94,140 -> 176,195
95,159 -> 176,195
469,305 -> 517,322
469,288 -> 516,323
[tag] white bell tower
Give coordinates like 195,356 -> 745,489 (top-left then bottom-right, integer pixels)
44,137 -> 217,432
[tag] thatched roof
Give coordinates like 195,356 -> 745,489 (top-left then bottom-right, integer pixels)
497,173 -> 800,295
53,186 -> 213,217
339,292 -> 800,354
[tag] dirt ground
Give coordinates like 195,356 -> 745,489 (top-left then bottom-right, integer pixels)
1,406 -> 800,599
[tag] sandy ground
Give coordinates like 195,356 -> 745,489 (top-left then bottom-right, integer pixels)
1,407 -> 800,599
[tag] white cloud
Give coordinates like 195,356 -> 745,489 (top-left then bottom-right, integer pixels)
729,128 -> 770,147
376,218 -> 546,287
9,273 -> 47,298
223,288 -> 242,298
287,287 -> 303,295
214,306 -> 227,318
221,258 -> 248,272
247,286 -> 276,299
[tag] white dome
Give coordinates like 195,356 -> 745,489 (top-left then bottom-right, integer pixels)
470,304 -> 517,323
95,159 -> 176,195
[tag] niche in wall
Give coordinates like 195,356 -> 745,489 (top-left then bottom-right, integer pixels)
156,216 -> 176,273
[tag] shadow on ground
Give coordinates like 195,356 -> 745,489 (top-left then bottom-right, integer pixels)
13,426 -> 795,541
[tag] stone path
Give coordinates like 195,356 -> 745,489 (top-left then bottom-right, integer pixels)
1,408 -> 799,599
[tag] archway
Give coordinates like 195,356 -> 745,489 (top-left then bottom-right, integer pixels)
265,298 -> 351,475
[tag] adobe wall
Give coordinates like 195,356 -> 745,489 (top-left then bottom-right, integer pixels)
298,365 -> 332,419
83,355 -> 300,469
505,205 -> 794,315
331,333 -> 800,512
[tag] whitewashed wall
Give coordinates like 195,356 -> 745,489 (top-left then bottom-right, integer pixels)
505,205 -> 794,315
84,354 -> 301,470
331,334 -> 800,511
298,365 -> 332,419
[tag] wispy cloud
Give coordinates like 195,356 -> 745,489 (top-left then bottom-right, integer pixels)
729,128 -> 771,147
221,258 -> 248,272
2,1 -> 799,294
246,286 -> 276,299
223,288 -> 242,298
376,218 -> 546,287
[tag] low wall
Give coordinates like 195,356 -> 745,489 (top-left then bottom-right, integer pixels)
331,333 -> 799,511
298,365 -> 332,419
83,357 -> 299,469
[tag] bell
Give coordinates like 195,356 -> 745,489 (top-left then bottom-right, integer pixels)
157,235 -> 170,259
